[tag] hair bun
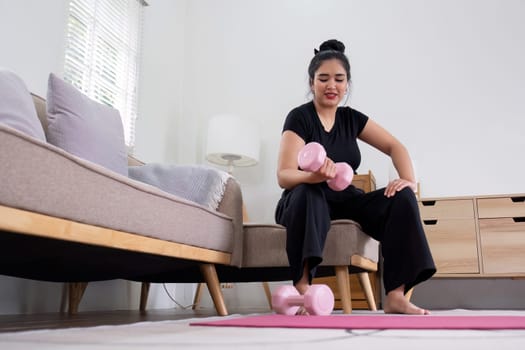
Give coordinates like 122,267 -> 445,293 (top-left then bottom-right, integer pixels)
315,39 -> 345,54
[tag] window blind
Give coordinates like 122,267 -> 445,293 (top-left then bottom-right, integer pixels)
63,0 -> 146,150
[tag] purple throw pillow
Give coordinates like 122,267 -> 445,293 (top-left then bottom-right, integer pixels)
46,73 -> 128,176
0,68 -> 46,141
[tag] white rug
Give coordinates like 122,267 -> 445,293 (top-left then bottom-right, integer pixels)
1,310 -> 525,350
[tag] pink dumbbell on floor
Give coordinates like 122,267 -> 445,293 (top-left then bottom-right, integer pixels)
271,284 -> 335,316
297,142 -> 353,191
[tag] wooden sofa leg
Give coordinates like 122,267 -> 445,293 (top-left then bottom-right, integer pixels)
262,282 -> 272,309
335,266 -> 352,314
140,282 -> 150,312
60,283 -> 68,313
200,264 -> 228,316
357,272 -> 377,311
192,283 -> 204,310
68,282 -> 88,314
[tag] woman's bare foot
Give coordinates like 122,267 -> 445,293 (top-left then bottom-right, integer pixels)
384,286 -> 430,315
294,281 -> 309,295
293,282 -> 311,315
293,285 -> 310,315
295,306 -> 310,315
293,263 -> 311,315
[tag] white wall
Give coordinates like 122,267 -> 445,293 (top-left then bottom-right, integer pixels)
0,0 -> 68,95
164,0 -> 525,224
134,0 -> 187,163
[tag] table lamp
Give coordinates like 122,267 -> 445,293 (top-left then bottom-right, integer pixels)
205,114 -> 260,174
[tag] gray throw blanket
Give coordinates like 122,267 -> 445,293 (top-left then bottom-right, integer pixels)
128,163 -> 231,210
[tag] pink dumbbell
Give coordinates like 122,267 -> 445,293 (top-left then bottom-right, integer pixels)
297,142 -> 353,191
271,284 -> 335,316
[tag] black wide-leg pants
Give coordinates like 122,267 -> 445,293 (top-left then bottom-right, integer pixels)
274,183 -> 436,294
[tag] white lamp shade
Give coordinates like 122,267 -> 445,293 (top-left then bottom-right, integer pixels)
206,114 -> 260,167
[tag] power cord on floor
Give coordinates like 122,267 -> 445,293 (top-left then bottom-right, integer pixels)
162,283 -> 196,310
162,283 -> 235,309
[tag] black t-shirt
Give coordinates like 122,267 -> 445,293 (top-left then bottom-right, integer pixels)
282,101 -> 369,172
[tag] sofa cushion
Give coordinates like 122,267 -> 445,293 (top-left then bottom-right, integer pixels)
46,73 -> 128,176
0,124 -> 234,256
0,68 -> 46,141
241,221 -> 379,267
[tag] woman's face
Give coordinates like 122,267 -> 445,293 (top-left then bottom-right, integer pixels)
311,59 -> 348,108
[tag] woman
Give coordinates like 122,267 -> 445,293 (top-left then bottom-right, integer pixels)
275,39 -> 436,315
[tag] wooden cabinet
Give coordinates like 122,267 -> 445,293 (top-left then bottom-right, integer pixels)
477,196 -> 525,218
419,199 -> 475,219
477,196 -> 525,275
419,194 -> 525,278
313,170 -> 380,310
419,199 -> 479,275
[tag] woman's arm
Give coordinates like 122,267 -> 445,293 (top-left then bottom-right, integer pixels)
276,130 -> 336,190
358,119 -> 417,197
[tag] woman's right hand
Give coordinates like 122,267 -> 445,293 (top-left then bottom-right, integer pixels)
312,157 -> 337,182
278,131 -> 337,190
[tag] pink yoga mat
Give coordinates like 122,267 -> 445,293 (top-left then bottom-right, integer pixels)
191,314 -> 525,330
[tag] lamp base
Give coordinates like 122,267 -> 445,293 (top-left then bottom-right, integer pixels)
221,155 -> 241,175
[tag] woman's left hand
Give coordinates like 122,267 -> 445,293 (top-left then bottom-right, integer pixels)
384,178 -> 417,198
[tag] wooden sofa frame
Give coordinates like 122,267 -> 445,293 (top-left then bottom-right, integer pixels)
0,204 -> 232,315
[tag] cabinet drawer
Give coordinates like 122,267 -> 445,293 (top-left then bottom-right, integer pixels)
479,218 -> 525,274
421,218 -> 479,274
477,196 -> 525,218
419,199 -> 474,220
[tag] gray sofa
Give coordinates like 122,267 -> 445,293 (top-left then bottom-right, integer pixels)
0,90 -> 243,316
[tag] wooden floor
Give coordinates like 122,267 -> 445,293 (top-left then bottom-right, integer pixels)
0,308 -> 265,333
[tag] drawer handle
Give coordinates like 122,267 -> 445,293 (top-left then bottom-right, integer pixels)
513,217 -> 525,222
423,220 -> 438,225
421,201 -> 436,206
511,196 -> 525,203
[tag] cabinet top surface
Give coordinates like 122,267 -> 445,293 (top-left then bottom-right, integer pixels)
420,193 -> 525,201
